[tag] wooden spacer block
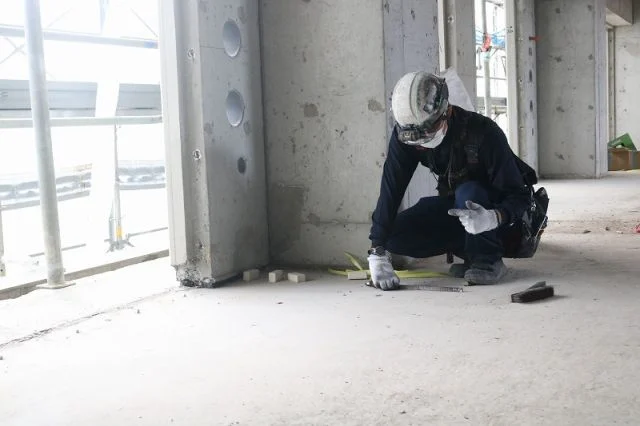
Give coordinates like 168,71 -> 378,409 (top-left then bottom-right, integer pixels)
288,272 -> 306,283
347,270 -> 368,280
243,269 -> 260,282
269,270 -> 284,283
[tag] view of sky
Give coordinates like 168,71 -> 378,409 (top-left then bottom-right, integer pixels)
0,0 -> 160,83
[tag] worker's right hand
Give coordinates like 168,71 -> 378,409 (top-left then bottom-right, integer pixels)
368,252 -> 400,291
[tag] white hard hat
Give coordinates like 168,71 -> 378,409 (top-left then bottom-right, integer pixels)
391,71 -> 449,128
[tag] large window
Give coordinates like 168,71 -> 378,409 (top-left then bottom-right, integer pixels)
0,0 -> 167,286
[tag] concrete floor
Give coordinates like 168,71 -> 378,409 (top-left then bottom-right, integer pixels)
1,172 -> 639,426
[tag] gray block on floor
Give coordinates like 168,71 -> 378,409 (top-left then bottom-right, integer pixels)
347,271 -> 368,280
288,272 -> 306,283
243,269 -> 260,282
269,270 -> 284,283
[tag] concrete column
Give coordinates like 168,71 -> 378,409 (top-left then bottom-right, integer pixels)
261,0 -> 439,266
439,0 -> 477,106
614,0 -> 640,145
506,0 -> 538,172
383,1 -> 440,211
536,1 -> 608,178
158,0 -> 268,284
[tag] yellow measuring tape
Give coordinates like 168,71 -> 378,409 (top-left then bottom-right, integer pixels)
328,252 -> 450,279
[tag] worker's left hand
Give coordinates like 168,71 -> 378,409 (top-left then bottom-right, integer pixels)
368,252 -> 400,291
448,200 -> 499,235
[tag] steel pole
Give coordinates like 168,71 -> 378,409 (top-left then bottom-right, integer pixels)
0,205 -> 5,277
110,125 -> 124,250
23,0 -> 66,286
0,24 -> 158,49
0,115 -> 163,129
481,0 -> 492,118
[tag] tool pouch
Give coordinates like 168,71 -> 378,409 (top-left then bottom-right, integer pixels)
501,186 -> 549,258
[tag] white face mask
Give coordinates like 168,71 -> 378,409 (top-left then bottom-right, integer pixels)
414,123 -> 448,149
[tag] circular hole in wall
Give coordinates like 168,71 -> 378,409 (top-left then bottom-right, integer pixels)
223,20 -> 242,58
226,90 -> 245,127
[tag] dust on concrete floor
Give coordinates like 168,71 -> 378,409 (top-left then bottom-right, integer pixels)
0,172 -> 639,425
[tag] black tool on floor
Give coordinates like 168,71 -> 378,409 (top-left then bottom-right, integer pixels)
511,281 -> 554,303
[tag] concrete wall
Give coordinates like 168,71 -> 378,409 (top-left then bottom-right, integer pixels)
261,0 -> 387,266
607,0 -> 633,25
536,0 -> 608,178
261,0 -> 439,266
614,0 -> 640,145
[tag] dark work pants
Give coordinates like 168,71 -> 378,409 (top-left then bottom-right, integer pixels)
385,181 -> 504,264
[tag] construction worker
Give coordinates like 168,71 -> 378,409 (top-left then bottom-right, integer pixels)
367,71 -> 532,290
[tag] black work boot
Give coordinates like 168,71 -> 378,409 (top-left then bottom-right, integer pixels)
464,259 -> 507,285
448,261 -> 471,278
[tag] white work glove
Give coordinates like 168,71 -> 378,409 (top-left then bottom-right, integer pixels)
448,200 -> 500,235
367,252 -> 400,291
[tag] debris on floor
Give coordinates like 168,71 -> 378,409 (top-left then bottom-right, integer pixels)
511,281 -> 555,303
635,224 -> 640,233
583,230 -> 591,234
